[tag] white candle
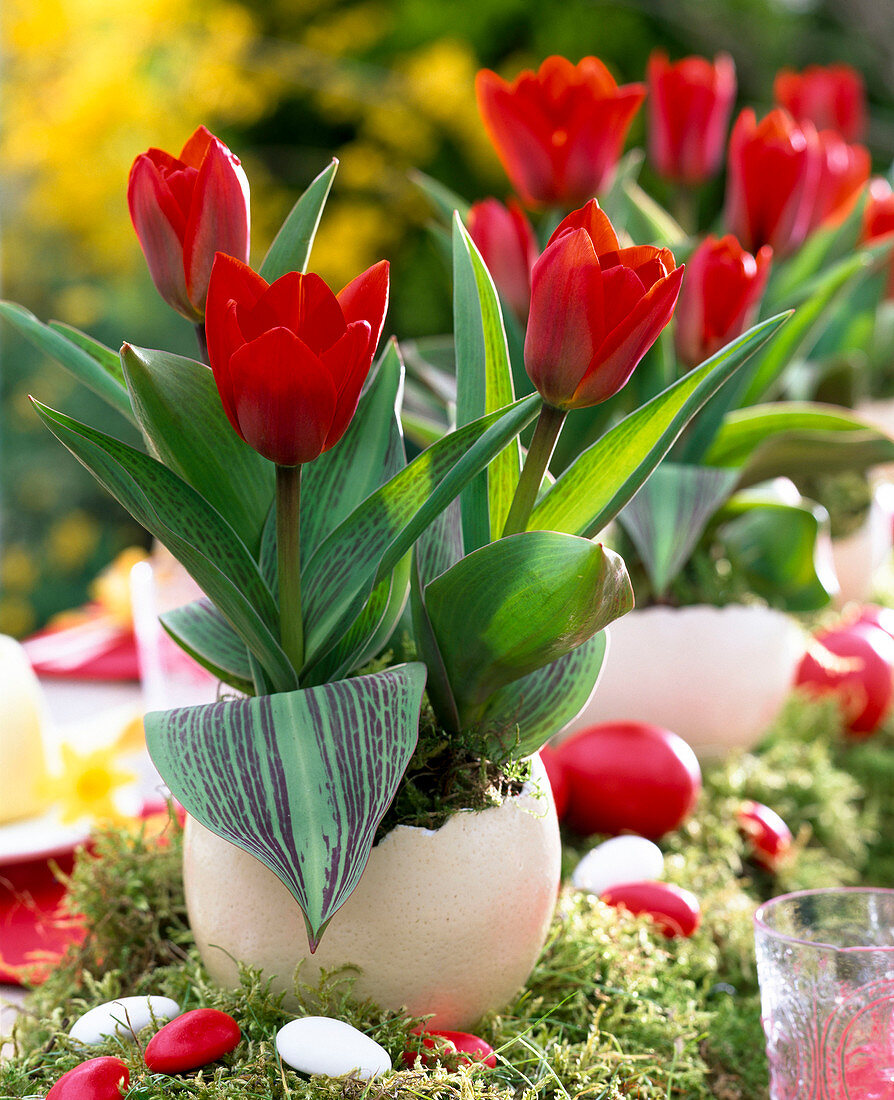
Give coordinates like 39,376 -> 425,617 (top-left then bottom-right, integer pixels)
0,634 -> 50,823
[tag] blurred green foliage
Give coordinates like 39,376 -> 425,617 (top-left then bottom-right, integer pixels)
4,0 -> 894,633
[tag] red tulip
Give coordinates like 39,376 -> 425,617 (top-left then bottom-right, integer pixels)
128,126 -> 250,322
646,50 -> 736,184
475,56 -> 645,207
524,200 -> 683,410
805,129 -> 870,233
774,63 -> 867,143
862,178 -> 894,298
674,234 -> 772,368
467,198 -> 538,320
724,108 -> 823,257
204,253 -> 389,466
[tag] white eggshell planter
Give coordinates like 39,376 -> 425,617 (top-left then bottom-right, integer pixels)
183,754 -> 560,1030
557,605 -> 807,759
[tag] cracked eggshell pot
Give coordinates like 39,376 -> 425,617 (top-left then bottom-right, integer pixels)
183,753 -> 560,1030
557,605 -> 807,759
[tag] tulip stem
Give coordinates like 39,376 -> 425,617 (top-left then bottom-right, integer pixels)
501,402 -> 567,538
276,463 -> 304,675
194,323 -> 209,366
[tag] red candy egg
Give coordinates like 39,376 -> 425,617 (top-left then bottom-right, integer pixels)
600,881 -> 701,938
47,1057 -> 129,1100
404,1029 -> 497,1069
143,1007 -> 240,1074
538,745 -> 569,819
795,621 -> 894,737
856,604 -> 894,641
555,722 -> 701,838
736,800 -> 793,871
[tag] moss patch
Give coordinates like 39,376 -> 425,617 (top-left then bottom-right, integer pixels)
2,691 -> 888,1099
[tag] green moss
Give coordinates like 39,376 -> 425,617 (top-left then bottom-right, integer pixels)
3,689 -> 888,1099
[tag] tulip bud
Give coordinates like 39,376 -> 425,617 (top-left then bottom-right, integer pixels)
724,108 -> 823,257
774,63 -> 867,143
524,200 -> 683,410
646,50 -> 736,184
204,254 -> 389,466
128,126 -> 250,322
467,198 -> 538,321
862,178 -> 894,298
475,56 -> 645,206
805,130 -> 870,234
674,234 -> 772,369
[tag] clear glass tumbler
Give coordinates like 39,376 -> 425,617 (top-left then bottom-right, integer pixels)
754,888 -> 894,1099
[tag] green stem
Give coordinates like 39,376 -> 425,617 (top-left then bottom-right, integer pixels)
276,463 -> 304,674
194,322 -> 209,366
501,402 -> 567,537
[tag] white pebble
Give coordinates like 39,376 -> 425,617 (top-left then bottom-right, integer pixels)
572,835 -> 664,896
276,1016 -> 392,1079
69,995 -> 181,1045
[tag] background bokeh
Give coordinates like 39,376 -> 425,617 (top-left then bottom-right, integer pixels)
3,0 -> 894,635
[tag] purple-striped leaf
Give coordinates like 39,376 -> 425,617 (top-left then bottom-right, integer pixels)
160,598 -> 254,694
144,662 -> 427,949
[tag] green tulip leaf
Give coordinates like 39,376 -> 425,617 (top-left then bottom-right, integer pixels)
422,531 -> 632,728
122,345 -> 274,556
718,496 -> 833,612
260,158 -> 338,281
452,214 -> 520,550
0,301 -> 133,422
300,393 -> 541,666
704,402 -> 894,489
620,180 -> 687,249
160,598 -> 254,695
31,399 -> 298,693
301,338 -> 406,562
530,313 -> 790,538
410,169 -> 470,224
144,662 -> 426,950
616,462 -> 740,597
479,630 -> 609,761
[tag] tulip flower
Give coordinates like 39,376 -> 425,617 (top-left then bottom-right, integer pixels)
724,108 -> 823,257
128,126 -> 250,323
862,178 -> 894,298
646,50 -> 736,184
475,56 -> 645,207
467,198 -> 538,320
204,253 -> 389,467
524,200 -> 683,410
774,63 -> 867,143
674,235 -> 772,368
805,129 -> 870,233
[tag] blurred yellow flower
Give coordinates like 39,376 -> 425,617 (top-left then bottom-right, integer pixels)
47,510 -> 100,571
89,546 -> 149,626
38,742 -> 135,825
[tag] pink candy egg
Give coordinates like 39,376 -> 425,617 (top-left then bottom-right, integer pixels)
404,1028 -> 497,1068
736,800 -> 793,871
143,1008 -> 240,1074
46,1057 -> 129,1100
600,880 -> 701,938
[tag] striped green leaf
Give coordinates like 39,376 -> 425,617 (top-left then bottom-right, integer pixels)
122,345 -> 274,556
260,158 -> 338,281
32,399 -> 298,693
145,662 -> 427,949
160,599 -> 254,695
529,314 -> 790,538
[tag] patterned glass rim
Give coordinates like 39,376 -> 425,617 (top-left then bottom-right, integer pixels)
754,886 -> 894,953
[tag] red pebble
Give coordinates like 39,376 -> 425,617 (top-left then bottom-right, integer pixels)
143,1008 -> 240,1074
403,1029 -> 497,1069
600,881 -> 701,938
795,621 -> 894,736
736,800 -> 793,871
47,1056 -> 129,1099
539,745 -> 569,819
555,722 -> 701,838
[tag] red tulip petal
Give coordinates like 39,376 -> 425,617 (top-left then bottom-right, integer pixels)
548,199 -> 619,254
205,254 -> 268,378
128,156 -> 195,319
322,320 -> 374,451
600,264 -> 647,322
337,259 -> 390,360
183,136 -> 251,313
238,271 -> 346,354
208,300 -> 248,437
603,246 -> 675,288
179,125 -> 217,168
525,229 -> 605,407
573,265 -> 683,408
475,68 -> 562,206
227,327 -> 337,465
561,85 -> 646,199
